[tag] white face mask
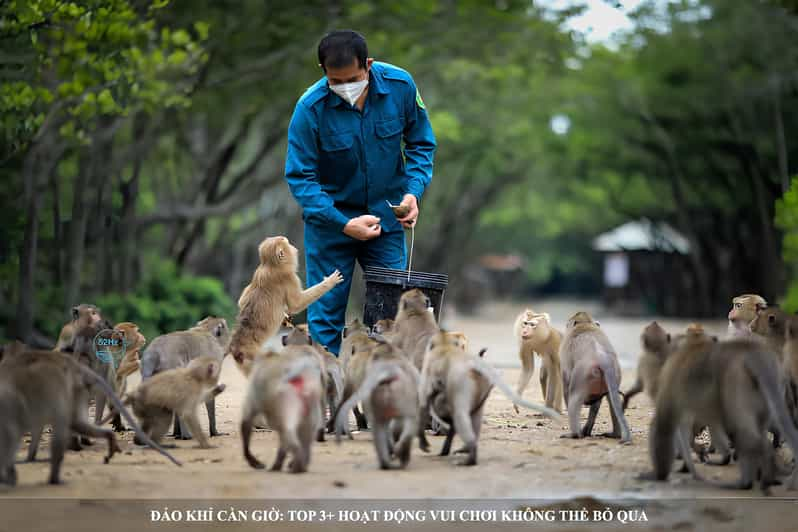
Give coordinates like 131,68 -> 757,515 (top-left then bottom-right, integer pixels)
329,78 -> 368,106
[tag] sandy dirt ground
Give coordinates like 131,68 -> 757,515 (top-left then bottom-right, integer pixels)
2,300 -> 798,531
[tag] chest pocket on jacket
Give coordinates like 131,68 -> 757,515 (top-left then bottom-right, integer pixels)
319,131 -> 357,186
375,118 -> 403,153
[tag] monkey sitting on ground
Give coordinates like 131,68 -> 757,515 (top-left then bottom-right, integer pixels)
559,312 -> 631,443
513,309 -> 564,413
113,322 -> 146,395
645,334 -> 798,492
622,321 -> 672,410
335,341 -> 421,470
241,346 -> 323,473
393,289 -> 439,371
727,294 -> 767,338
54,304 -> 103,351
141,316 -> 230,439
0,350 -> 180,486
417,331 -> 560,466
229,236 -> 343,376
124,356 -> 226,449
282,325 -> 345,440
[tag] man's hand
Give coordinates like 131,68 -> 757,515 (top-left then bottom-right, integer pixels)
343,215 -> 382,241
396,194 -> 418,228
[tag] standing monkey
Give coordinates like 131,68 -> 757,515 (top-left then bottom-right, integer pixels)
559,312 -> 631,443
727,294 -> 767,337
513,309 -> 564,413
229,236 -> 343,376
113,322 -> 146,392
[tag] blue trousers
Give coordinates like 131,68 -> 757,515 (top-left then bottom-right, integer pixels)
304,226 -> 407,355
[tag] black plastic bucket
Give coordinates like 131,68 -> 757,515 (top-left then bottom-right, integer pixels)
362,266 -> 448,327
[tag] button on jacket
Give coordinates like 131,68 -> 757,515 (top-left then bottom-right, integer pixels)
285,61 -> 436,234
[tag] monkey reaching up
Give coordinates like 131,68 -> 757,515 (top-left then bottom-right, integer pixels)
229,236 -> 343,376
125,356 -> 226,449
241,347 -> 323,473
54,304 -> 103,351
727,294 -> 767,338
559,312 -> 631,443
513,309 -> 564,413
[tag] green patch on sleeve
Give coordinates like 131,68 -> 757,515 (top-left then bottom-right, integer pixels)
415,88 -> 426,110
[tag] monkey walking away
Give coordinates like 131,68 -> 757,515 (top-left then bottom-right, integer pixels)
646,333 -> 798,492
339,331 -> 380,432
0,350 -> 181,487
418,331 -> 560,466
559,312 -> 632,443
140,316 -> 230,439
334,341 -> 421,470
123,356 -> 226,449
513,309 -> 564,413
241,346 -> 323,473
229,236 -> 344,376
339,318 -> 370,372
282,325 -> 345,440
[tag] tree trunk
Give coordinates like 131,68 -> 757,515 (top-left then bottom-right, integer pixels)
63,153 -> 92,314
15,147 -> 42,343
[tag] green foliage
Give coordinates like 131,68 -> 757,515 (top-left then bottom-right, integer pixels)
776,177 -> 798,312
95,260 -> 236,341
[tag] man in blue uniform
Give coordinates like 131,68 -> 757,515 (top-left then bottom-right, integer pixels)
285,30 -> 436,355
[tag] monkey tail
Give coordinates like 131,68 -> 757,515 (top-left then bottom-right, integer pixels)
469,357 -> 561,420
333,364 -> 401,443
597,359 -> 632,443
70,360 -> 182,467
327,365 -> 345,409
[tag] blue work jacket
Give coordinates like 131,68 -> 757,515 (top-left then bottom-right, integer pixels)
285,62 -> 436,234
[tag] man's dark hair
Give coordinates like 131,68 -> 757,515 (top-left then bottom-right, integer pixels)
318,30 -> 368,71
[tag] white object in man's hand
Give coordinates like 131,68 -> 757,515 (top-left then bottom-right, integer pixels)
343,215 -> 382,241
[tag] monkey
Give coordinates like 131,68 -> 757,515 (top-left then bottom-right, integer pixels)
0,350 -> 180,486
113,322 -> 146,394
393,289 -> 439,370
54,304 -> 103,351
373,318 -> 395,337
622,321 -> 672,410
750,306 -> 791,357
727,294 -> 767,338
0,341 -> 29,363
140,316 -> 230,439
339,318 -> 370,372
66,317 -> 124,437
416,331 -> 560,466
645,336 -> 798,492
513,309 -> 564,413
282,325 -> 345,440
334,340 -> 420,469
241,346 -> 323,473
559,312 -> 631,443
228,236 -> 344,376
123,356 -> 226,449
339,333 -> 380,432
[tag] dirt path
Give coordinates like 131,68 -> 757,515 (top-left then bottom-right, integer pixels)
2,301 -> 795,531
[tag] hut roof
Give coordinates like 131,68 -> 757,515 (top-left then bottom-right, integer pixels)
592,219 -> 690,254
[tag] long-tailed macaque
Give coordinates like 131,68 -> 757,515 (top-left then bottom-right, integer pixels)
513,309 -> 564,413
